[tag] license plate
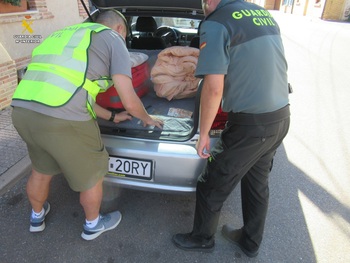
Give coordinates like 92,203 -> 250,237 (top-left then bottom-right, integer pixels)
108,156 -> 152,180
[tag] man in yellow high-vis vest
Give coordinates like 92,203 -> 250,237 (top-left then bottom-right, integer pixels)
11,10 -> 163,241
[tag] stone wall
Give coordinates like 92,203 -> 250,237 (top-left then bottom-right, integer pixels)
0,45 -> 17,109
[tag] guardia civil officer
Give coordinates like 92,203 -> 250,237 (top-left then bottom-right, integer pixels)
172,0 -> 290,257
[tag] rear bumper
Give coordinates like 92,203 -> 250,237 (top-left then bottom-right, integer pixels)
103,177 -> 197,193
101,134 -> 209,193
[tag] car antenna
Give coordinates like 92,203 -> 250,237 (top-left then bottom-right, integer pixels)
80,0 -> 94,22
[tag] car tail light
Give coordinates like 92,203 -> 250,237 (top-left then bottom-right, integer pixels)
210,107 -> 228,136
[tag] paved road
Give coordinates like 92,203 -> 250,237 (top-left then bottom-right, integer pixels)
274,12 -> 350,263
1,12 -> 350,263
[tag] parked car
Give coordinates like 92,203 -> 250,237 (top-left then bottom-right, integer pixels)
88,0 -> 227,193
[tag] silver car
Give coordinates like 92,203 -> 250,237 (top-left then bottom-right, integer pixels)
89,0 -> 227,193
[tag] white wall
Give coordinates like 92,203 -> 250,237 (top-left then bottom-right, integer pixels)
0,0 -> 85,61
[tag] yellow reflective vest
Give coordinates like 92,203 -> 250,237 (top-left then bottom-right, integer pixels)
12,22 -> 114,118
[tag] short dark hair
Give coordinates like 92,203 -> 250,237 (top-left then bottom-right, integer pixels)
95,10 -> 128,30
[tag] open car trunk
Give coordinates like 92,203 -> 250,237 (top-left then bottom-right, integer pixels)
97,49 -> 201,142
84,1 -> 205,142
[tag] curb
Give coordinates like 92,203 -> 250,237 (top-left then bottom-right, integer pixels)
0,155 -> 31,196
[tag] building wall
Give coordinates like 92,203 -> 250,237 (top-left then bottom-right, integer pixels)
249,0 -> 282,9
323,0 -> 348,20
0,0 -> 90,110
264,0 -> 349,20
290,0 -> 325,17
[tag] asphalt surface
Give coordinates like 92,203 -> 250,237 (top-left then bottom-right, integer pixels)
0,11 -> 350,263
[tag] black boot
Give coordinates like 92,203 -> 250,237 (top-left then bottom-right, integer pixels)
172,232 -> 215,252
221,225 -> 259,258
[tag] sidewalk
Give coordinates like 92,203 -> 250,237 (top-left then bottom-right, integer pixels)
0,106 -> 31,195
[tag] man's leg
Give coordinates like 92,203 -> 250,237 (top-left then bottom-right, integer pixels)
26,168 -> 52,232
172,150 -> 249,252
80,178 -> 122,241
173,119 -> 270,252
79,178 -> 103,221
240,150 -> 276,251
222,117 -> 290,256
240,118 -> 290,250
192,170 -> 240,239
27,169 -> 53,213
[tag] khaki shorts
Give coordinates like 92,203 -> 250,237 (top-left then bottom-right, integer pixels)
12,107 -> 109,192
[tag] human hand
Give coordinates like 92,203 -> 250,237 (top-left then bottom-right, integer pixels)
142,116 -> 164,129
196,134 -> 211,159
113,111 -> 132,123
